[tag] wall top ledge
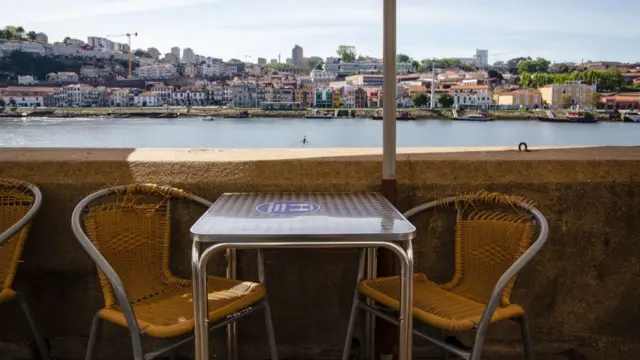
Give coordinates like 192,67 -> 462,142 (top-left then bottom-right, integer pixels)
1,146 -> 640,163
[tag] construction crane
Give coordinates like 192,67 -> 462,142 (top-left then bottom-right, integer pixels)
106,32 -> 138,77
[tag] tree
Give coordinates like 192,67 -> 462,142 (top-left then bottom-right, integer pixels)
8,98 -> 17,109
507,56 -> 531,74
0,98 -> 5,108
314,61 -> 324,70
336,45 -> 357,62
27,31 -> 36,40
397,53 -> 410,63
308,57 -> 323,70
559,94 -> 573,108
411,60 -> 424,73
15,26 -> 25,39
437,93 -> 454,108
586,92 -> 602,108
487,69 -> 503,80
412,93 -> 429,107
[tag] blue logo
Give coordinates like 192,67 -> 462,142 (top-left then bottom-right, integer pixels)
256,201 -> 321,214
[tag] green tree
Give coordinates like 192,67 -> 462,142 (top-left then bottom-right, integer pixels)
27,31 -> 36,40
336,45 -> 357,62
411,60 -> 423,73
520,72 -> 532,88
412,93 -> 429,107
437,93 -> 454,108
63,36 -> 71,44
8,98 -> 17,109
0,98 -> 5,108
507,56 -> 531,74
308,57 -> 322,70
397,53 -> 411,63
586,92 -> 602,108
15,26 -> 25,39
0,29 -> 7,39
559,94 -> 573,108
314,61 -> 324,70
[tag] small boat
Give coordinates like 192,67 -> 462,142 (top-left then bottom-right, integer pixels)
454,112 -> 493,121
539,111 -> 598,123
305,109 -> 333,119
202,116 -> 216,121
370,111 -> 416,120
150,113 -> 179,119
113,114 -> 130,118
223,110 -> 251,119
624,111 -> 640,122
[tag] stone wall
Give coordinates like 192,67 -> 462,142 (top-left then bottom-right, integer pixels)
1,147 -> 640,359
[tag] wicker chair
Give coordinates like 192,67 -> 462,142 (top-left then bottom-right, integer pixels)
71,184 -> 278,360
0,179 -> 50,360
342,191 -> 549,360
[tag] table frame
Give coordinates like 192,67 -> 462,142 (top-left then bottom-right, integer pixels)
191,240 -> 414,360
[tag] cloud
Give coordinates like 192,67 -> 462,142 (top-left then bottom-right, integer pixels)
4,0 -> 220,24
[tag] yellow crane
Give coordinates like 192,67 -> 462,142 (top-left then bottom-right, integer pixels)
106,32 -> 138,77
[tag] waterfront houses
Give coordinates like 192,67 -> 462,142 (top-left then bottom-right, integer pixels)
494,89 -> 542,107
538,82 -> 596,106
313,87 -> 333,108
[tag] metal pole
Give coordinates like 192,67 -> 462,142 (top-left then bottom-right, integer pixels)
379,0 -> 398,359
382,0 -> 397,186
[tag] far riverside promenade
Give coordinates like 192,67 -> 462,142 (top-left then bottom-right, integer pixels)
0,107 -> 618,121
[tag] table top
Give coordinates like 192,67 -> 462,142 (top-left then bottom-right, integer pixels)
190,192 -> 416,242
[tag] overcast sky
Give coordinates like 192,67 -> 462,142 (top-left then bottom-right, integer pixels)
4,0 -> 639,63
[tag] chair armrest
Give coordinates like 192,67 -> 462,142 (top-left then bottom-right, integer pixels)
0,182 -> 42,246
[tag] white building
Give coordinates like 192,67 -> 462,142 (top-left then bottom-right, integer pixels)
231,83 -> 258,107
163,53 -> 179,64
47,72 -> 79,83
0,92 -> 45,107
135,64 -> 177,79
475,49 -> 489,67
0,41 -> 46,55
109,88 -> 133,107
65,38 -> 84,46
17,75 -> 38,85
450,85 -> 493,107
35,32 -> 48,43
324,58 -> 413,75
53,84 -> 106,107
150,85 -> 174,105
134,92 -> 160,107
182,48 -> 196,64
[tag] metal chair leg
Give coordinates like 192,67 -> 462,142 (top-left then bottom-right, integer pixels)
518,315 -> 534,360
257,250 -> 278,360
342,250 -> 366,360
440,331 -> 449,360
85,312 -> 103,360
17,294 -> 51,360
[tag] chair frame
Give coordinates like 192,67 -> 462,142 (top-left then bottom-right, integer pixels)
71,184 -> 278,360
342,194 -> 549,360
0,179 -> 50,360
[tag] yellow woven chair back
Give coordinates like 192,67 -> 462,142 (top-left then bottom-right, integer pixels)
0,180 -> 36,291
82,187 -> 188,309
442,209 -> 535,306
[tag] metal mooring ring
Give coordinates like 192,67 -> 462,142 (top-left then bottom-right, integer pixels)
518,142 -> 529,152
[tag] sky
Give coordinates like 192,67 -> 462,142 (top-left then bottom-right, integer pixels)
3,0 -> 640,64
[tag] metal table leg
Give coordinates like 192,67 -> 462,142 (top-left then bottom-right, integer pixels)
194,241 -> 413,360
365,248 -> 377,360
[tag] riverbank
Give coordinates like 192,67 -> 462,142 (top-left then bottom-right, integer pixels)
0,107 -> 619,121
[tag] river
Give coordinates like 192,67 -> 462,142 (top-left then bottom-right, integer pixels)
0,117 -> 638,148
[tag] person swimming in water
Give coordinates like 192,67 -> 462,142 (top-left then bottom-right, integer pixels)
302,135 -> 308,144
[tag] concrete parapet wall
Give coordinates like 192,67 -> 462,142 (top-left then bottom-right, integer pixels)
1,147 -> 640,359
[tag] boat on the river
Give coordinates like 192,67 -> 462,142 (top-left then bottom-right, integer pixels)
538,110 -> 598,123
223,110 -> 251,119
150,113 -> 179,119
112,114 -> 130,118
624,111 -> 640,122
202,116 -> 216,121
305,109 -> 333,119
454,112 -> 494,121
370,111 -> 416,121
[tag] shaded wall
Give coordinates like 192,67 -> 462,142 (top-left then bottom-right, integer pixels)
1,147 -> 640,359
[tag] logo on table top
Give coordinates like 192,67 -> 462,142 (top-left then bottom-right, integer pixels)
256,201 -> 321,214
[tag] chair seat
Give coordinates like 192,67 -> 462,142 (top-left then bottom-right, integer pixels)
359,273 -> 525,332
99,276 -> 265,338
0,288 -> 16,304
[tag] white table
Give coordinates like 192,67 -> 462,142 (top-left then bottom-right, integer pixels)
190,192 -> 416,360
